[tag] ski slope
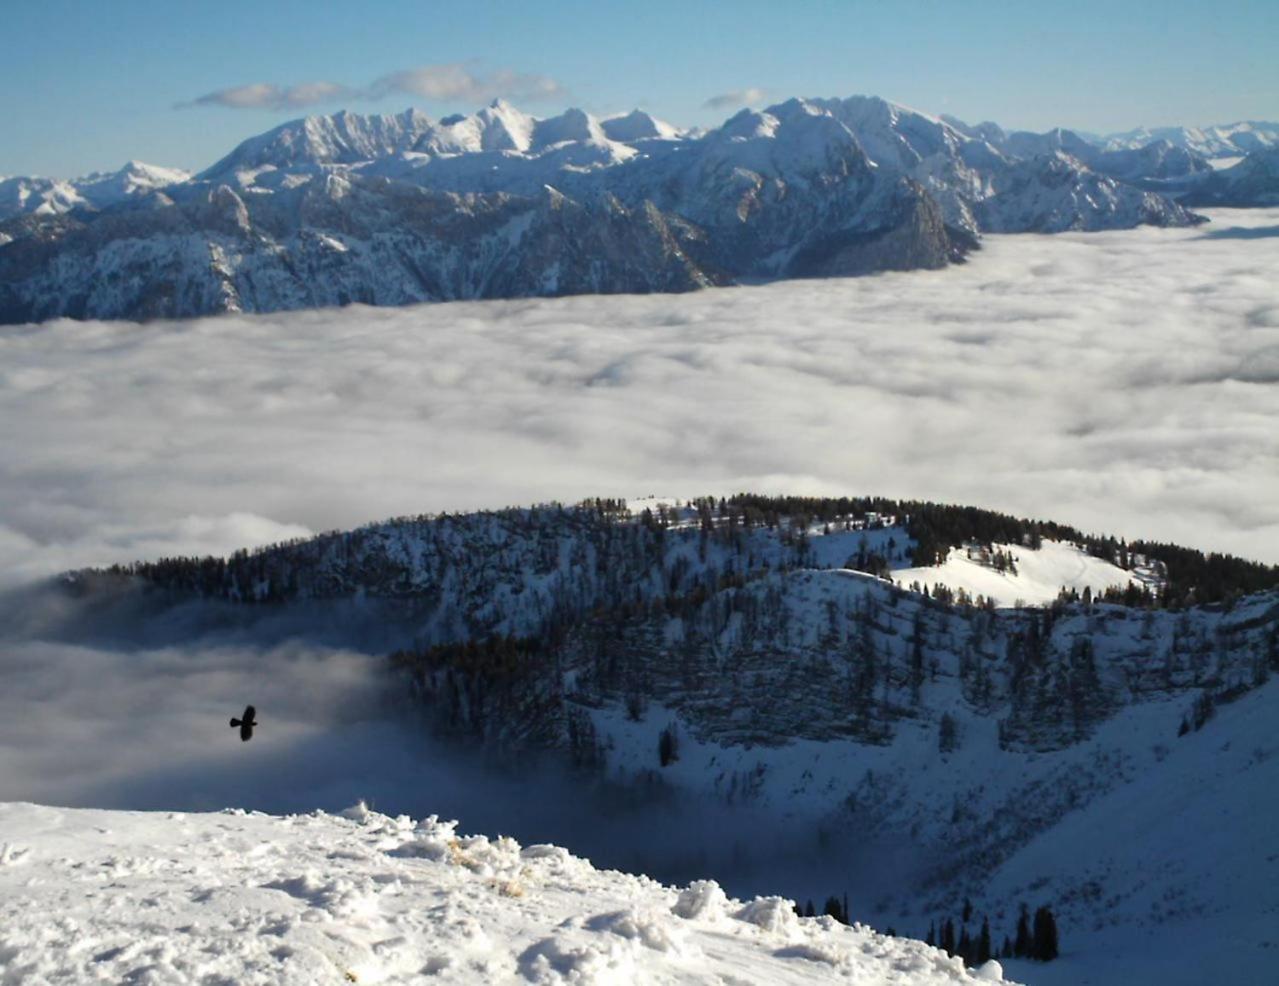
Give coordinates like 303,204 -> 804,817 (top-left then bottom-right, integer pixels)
0,802 -> 1012,985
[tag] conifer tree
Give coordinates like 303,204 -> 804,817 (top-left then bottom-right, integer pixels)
1014,904 -> 1032,958
1032,906 -> 1059,961
941,918 -> 956,956
658,724 -> 679,766
977,917 -> 992,965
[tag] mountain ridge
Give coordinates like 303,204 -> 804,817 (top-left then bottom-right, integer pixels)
0,94 -> 1220,324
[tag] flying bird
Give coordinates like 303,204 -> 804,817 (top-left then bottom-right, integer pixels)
230,705 -> 257,742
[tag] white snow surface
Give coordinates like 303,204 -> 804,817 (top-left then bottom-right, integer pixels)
892,539 -> 1143,607
0,802 -> 1013,986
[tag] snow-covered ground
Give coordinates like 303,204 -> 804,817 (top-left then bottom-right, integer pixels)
891,539 -> 1143,607
0,802 -> 1012,985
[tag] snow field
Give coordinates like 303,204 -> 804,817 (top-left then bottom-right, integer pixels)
0,802 -> 1014,985
892,540 -> 1143,608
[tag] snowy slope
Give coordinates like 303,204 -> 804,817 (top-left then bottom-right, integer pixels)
978,677 -> 1279,985
0,802 -> 1013,985
1181,146 -> 1279,207
891,540 -> 1145,607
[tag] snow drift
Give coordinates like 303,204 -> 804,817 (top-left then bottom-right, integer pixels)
0,802 -> 1013,985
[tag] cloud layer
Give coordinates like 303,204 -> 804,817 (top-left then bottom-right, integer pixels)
0,207 -> 1277,593
184,63 -> 567,111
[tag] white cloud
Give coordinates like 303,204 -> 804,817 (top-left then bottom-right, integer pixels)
367,64 -> 567,104
703,87 -> 767,110
183,64 -> 567,111
186,80 -> 352,110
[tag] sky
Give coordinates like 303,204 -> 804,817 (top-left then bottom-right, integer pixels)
2,0 -> 1276,177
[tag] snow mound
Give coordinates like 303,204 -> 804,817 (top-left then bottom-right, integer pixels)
735,895 -> 803,937
672,879 -> 728,920
0,802 -> 1018,985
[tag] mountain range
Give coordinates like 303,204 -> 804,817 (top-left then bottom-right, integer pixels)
2,97 -> 1276,324
1088,120 -> 1279,159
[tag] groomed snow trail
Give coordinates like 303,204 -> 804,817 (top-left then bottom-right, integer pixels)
0,802 -> 1013,985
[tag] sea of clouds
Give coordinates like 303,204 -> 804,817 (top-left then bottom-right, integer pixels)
0,208 -> 1276,877
2,208 -> 1277,589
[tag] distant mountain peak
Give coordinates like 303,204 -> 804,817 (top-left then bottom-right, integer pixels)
600,109 -> 682,142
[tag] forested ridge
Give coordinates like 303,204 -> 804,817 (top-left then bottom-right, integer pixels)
94,495 -> 1279,610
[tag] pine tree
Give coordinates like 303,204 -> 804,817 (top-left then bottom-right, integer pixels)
941,918 -> 956,957
957,927 -> 972,964
1032,906 -> 1059,961
1001,936 -> 1013,959
658,724 -> 679,766
962,897 -> 973,923
926,921 -> 936,947
977,917 -> 992,965
1014,904 -> 1032,958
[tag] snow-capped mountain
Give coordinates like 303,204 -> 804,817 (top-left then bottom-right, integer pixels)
0,95 -> 1216,324
199,108 -> 437,177
0,99 -> 957,324
1181,146 -> 1279,207
0,802 -> 1013,985
601,108 -> 686,142
61,494 -> 1279,983
1092,120 -> 1279,159
812,98 -> 1199,233
0,160 -> 189,221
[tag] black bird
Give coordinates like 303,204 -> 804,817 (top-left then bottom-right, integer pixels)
229,705 -> 257,742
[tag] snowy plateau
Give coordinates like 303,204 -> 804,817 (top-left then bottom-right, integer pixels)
12,96 -> 1279,323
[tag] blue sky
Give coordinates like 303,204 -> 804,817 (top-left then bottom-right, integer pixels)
3,0 -> 1275,177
